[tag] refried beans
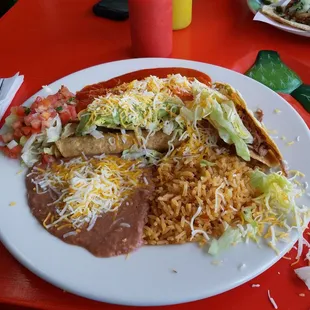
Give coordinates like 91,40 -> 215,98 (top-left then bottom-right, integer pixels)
26,162 -> 154,257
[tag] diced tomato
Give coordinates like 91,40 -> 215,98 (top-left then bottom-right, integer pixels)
24,113 -> 36,126
59,110 -> 71,125
31,128 -> 41,134
11,106 -> 27,117
10,145 -> 22,155
40,111 -> 51,120
41,120 -> 51,129
42,154 -> 56,164
41,99 -> 53,109
67,105 -> 77,120
12,120 -> 23,130
13,128 -> 23,139
59,86 -> 74,98
49,110 -> 57,118
0,145 -> 22,159
46,94 -> 59,105
21,126 -> 32,136
1,132 -> 14,143
30,119 -> 41,130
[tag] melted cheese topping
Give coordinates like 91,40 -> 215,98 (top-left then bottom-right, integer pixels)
31,155 -> 144,231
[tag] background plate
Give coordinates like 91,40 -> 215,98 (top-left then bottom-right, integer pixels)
0,58 -> 309,306
247,0 -> 310,37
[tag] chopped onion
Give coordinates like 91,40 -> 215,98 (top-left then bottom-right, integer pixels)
7,140 -> 18,149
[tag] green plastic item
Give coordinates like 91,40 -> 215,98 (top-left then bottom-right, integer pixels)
245,50 -> 302,94
291,84 -> 310,113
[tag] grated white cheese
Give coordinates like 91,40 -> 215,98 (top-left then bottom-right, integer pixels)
63,231 -> 77,238
189,206 -> 209,241
32,156 -> 144,233
143,176 -> 149,185
267,290 -> 278,309
120,223 -> 131,228
214,183 -> 225,213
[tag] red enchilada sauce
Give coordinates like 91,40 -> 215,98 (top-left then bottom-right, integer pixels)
75,67 -> 212,111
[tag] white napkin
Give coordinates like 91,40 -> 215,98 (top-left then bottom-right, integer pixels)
253,11 -> 310,37
0,73 -> 24,121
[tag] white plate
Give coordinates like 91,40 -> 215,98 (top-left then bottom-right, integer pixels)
0,58 -> 309,306
247,0 -> 310,38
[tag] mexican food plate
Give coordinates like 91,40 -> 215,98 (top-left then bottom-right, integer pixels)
0,58 -> 309,306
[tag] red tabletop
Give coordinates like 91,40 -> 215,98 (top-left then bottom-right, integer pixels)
0,0 -> 309,309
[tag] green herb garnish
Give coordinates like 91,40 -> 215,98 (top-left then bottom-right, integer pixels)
56,106 -> 63,112
67,97 -> 76,103
24,107 -> 31,115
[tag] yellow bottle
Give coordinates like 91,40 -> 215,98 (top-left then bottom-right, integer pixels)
172,0 -> 192,30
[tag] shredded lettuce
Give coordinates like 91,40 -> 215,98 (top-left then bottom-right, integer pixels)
43,147 -> 54,155
77,97 -> 185,135
208,227 -> 242,256
181,86 -> 253,162
250,170 -> 294,211
76,113 -> 91,135
61,123 -> 76,139
19,136 -> 28,147
200,159 -> 215,167
122,146 -> 163,164
208,99 -> 252,161
21,134 -> 39,167
46,115 -> 62,143
242,206 -> 257,228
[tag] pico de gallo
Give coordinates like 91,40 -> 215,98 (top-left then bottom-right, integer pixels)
0,86 -> 77,165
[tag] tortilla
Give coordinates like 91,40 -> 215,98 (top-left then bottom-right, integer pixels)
214,82 -> 285,171
55,130 -> 182,158
261,5 -> 310,32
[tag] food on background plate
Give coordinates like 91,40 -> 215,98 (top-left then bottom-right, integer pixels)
261,0 -> 310,31
0,68 -> 309,261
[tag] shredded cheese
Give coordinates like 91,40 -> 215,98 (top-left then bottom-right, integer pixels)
286,141 -> 295,146
189,206 -> 209,241
267,290 -> 278,309
32,156 -> 144,233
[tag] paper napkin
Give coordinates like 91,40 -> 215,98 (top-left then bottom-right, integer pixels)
0,73 -> 24,121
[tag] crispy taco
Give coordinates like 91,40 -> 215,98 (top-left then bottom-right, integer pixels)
262,1 -> 310,31
213,82 -> 284,169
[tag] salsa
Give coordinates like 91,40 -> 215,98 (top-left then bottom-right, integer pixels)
0,86 -> 77,161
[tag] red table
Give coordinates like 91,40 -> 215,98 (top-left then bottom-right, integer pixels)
0,0 -> 309,309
